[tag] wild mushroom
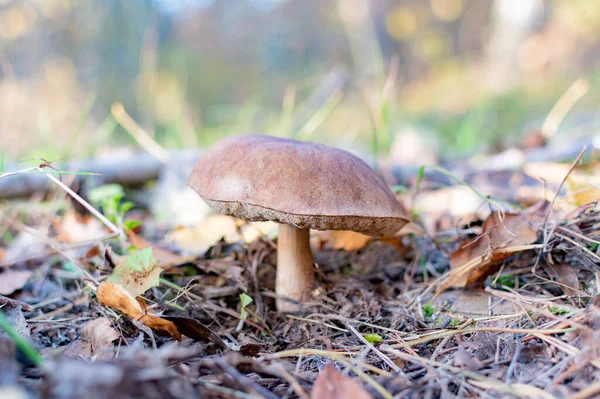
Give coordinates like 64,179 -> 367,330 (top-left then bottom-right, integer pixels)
188,134 -> 409,311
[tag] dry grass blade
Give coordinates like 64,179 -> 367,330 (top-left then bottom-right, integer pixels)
390,326 -> 573,348
346,323 -> 402,373
268,349 -> 393,399
382,347 -> 556,399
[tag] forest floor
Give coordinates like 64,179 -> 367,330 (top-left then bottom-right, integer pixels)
2,141 -> 600,399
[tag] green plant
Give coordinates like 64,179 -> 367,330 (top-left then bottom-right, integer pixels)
494,275 -> 516,289
236,293 -> 254,332
549,307 -> 570,315
88,184 -> 141,232
364,333 -> 383,345
423,303 -> 435,318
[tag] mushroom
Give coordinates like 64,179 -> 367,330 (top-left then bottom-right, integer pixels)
188,134 -> 409,311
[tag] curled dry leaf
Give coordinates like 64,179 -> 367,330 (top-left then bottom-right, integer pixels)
162,316 -> 228,349
310,364 -> 373,399
97,281 -> 181,341
442,212 -> 538,292
0,271 -> 32,295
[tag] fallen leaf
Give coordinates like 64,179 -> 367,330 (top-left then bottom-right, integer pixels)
546,263 -> 580,296
108,248 -> 162,296
239,343 -> 262,357
2,231 -> 46,265
443,212 -> 538,291
61,318 -> 120,359
314,230 -> 372,251
453,346 -> 484,371
161,316 -> 228,349
566,172 -> 600,207
165,215 -> 240,254
97,281 -> 181,341
166,215 -> 277,254
0,303 -> 30,340
128,230 -> 194,269
0,271 -> 32,295
310,364 -> 373,399
54,210 -> 106,243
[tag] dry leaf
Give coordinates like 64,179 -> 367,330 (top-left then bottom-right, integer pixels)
54,210 -> 106,243
2,231 -> 46,265
0,271 -> 32,295
97,281 -> 181,341
108,248 -> 162,296
547,263 -> 580,296
61,317 -> 120,359
314,230 -> 372,251
446,212 -> 538,289
310,364 -> 373,399
162,316 -> 228,349
166,215 -> 240,254
453,346 -> 484,371
566,172 -> 600,207
128,230 -> 194,269
166,215 -> 277,254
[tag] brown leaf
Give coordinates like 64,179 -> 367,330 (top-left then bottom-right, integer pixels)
0,271 -> 32,295
97,281 -> 181,341
61,318 -> 120,359
239,343 -> 263,357
453,346 -> 484,371
54,210 -> 106,243
315,230 -> 372,251
162,316 -> 227,349
166,215 -> 240,254
547,263 -> 580,296
446,212 -> 538,289
310,364 -> 373,399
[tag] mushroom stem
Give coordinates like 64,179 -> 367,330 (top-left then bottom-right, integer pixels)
276,224 -> 315,312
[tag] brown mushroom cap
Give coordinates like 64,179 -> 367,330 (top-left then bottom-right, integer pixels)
188,134 -> 409,236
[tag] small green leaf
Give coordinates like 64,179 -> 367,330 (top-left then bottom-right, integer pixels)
124,219 -> 142,231
364,333 -> 383,345
423,303 -> 435,318
239,293 -> 253,321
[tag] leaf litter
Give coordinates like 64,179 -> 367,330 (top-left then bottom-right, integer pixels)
3,145 -> 600,398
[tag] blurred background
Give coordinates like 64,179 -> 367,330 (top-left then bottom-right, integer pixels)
1,0 -> 599,163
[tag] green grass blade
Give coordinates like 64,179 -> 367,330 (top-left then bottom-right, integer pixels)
294,90 -> 343,141
0,310 -> 42,366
